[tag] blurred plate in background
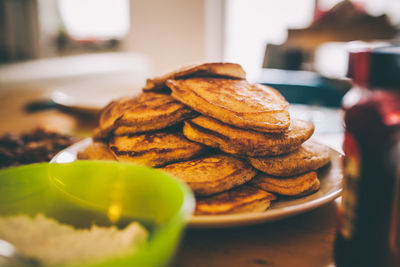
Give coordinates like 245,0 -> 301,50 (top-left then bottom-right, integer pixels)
51,79 -> 142,112
1,52 -> 151,112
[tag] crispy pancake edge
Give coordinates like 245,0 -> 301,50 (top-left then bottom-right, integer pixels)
249,171 -> 320,197
143,62 -> 246,92
248,140 -> 331,177
162,155 -> 257,196
183,117 -> 314,157
167,78 -> 290,133
195,186 -> 276,215
77,142 -> 117,161
97,93 -> 195,138
112,107 -> 196,135
109,132 -> 204,167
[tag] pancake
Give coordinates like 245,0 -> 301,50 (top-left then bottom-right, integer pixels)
93,127 -> 108,141
112,123 -> 183,136
167,78 -> 290,133
109,132 -> 204,167
77,142 -> 117,161
96,93 -> 196,139
248,140 -> 331,177
195,186 -> 276,215
143,62 -> 246,92
162,154 -> 256,196
249,171 -> 320,197
183,116 -> 314,157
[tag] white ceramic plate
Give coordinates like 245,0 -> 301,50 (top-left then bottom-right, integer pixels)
51,138 -> 343,228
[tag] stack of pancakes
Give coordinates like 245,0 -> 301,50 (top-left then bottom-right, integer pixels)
79,63 -> 331,215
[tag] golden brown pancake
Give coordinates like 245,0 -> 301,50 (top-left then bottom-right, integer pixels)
109,132 -> 204,167
143,62 -> 246,92
162,154 -> 256,196
183,116 -> 314,157
195,186 -> 276,215
96,93 -> 196,139
112,124 -> 182,136
77,142 -> 117,161
167,78 -> 290,133
93,127 -> 108,141
297,179 -> 321,197
249,171 -> 320,197
248,140 -> 331,177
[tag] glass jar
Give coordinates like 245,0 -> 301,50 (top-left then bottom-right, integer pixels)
334,46 -> 400,267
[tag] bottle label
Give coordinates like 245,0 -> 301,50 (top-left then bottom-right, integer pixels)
390,141 -> 400,259
341,132 -> 361,239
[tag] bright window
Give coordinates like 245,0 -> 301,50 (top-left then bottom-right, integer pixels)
58,0 -> 130,40
224,0 -> 400,79
224,0 -> 314,79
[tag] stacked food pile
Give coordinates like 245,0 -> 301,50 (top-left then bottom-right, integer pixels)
79,63 -> 330,215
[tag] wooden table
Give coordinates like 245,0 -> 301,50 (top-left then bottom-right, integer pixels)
0,87 -> 340,267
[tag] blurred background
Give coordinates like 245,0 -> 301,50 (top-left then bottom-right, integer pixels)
0,0 -> 399,124
1,0 -> 399,75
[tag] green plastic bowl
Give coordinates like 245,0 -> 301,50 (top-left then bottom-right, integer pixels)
0,161 -> 195,267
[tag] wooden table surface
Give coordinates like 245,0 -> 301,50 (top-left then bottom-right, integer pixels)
0,87 -> 341,267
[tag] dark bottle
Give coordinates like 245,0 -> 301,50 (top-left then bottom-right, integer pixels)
334,46 -> 400,267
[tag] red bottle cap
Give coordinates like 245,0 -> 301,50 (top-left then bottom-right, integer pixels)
347,45 -> 400,90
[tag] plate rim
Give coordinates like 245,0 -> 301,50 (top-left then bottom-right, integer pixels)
51,138 -> 343,228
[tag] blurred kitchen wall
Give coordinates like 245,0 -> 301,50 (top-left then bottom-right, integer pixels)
0,0 -> 223,77
0,0 -> 40,62
122,0 -> 224,75
1,0 -> 399,80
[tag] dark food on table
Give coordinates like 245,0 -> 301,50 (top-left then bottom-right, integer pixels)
0,128 -> 79,168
